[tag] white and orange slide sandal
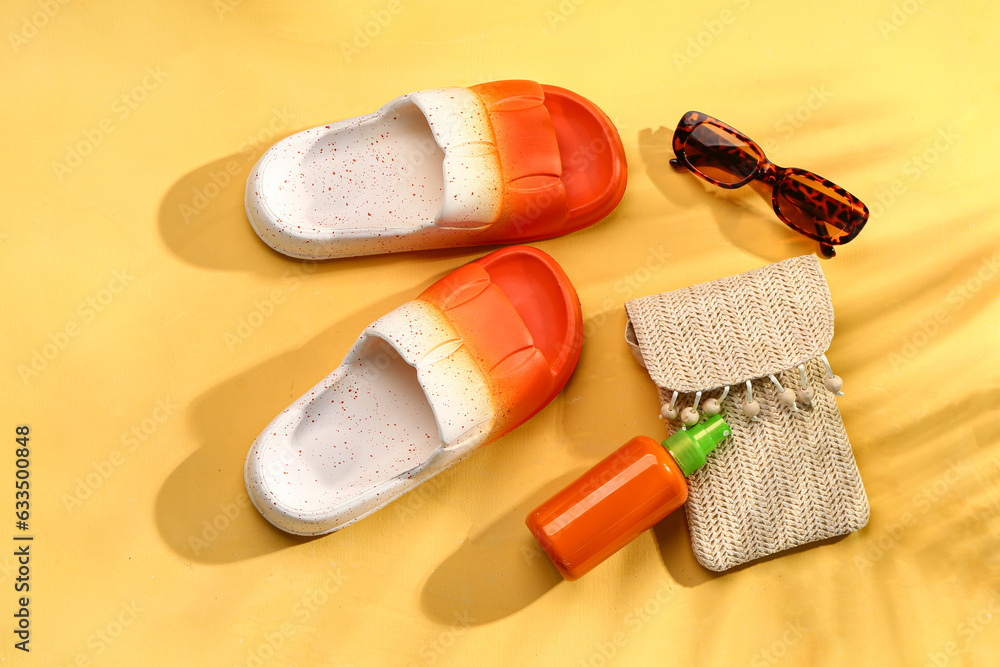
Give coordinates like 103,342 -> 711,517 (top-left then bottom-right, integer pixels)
244,245 -> 583,535
245,80 -> 627,259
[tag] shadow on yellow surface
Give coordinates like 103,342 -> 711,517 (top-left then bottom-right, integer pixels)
654,509 -> 850,588
841,390 -> 1000,578
557,320 -> 661,460
154,285 -> 431,563
158,151 -> 285,274
421,470 -> 584,625
832,224 -> 1000,378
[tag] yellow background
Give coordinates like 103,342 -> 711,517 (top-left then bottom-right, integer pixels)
3,0 -> 999,664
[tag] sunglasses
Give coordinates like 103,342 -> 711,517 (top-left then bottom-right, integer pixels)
670,111 -> 869,257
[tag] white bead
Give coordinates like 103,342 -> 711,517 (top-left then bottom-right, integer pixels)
824,375 -> 844,395
680,407 -> 700,426
778,388 -> 798,410
660,404 -> 679,420
703,398 -> 721,416
796,388 -> 814,406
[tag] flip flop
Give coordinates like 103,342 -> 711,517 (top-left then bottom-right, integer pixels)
244,245 -> 583,535
245,80 -> 626,259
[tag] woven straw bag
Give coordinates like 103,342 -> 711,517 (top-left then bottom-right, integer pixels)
624,255 -> 869,571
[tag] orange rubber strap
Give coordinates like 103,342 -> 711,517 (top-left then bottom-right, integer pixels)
419,262 -> 555,431
470,80 -> 569,240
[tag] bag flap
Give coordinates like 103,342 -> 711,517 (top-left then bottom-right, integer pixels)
624,255 -> 833,393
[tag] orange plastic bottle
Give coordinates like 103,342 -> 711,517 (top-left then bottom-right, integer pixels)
526,416 -> 730,580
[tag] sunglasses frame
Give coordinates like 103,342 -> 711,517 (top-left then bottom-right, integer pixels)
670,111 -> 869,256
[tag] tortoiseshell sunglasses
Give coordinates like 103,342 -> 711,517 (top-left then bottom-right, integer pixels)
670,111 -> 869,257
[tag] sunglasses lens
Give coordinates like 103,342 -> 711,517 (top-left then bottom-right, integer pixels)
775,172 -> 868,243
682,122 -> 762,185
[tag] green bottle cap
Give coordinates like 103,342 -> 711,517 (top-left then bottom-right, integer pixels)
662,415 -> 731,477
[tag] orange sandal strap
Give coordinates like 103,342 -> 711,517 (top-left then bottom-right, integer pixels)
470,80 -> 570,241
419,262 -> 555,428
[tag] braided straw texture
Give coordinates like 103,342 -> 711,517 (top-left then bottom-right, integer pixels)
624,255 -> 834,393
625,256 -> 869,572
